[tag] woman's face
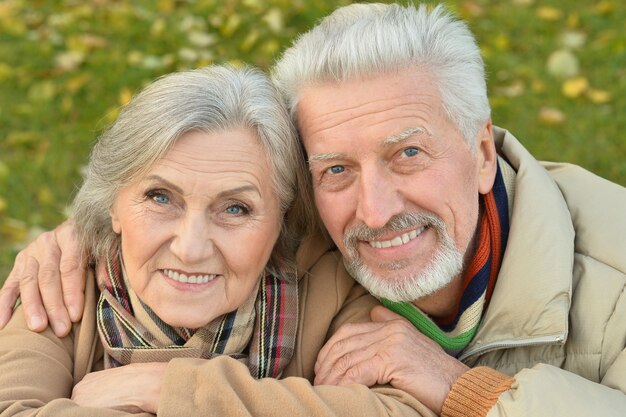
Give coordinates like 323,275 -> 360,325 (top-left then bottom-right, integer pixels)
110,129 -> 282,328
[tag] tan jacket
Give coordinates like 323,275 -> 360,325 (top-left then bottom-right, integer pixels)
0,235 -> 430,417
443,127 -> 626,416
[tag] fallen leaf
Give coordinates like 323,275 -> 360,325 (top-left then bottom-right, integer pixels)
188,31 -> 216,48
263,8 -> 284,33
127,50 -> 144,66
38,187 -> 54,205
0,62 -> 12,82
494,34 -> 511,51
595,1 -> 614,15
28,81 -> 56,102
119,87 -> 133,106
151,18 -> 166,37
562,77 -> 589,98
531,79 -> 546,92
537,6 -> 562,21
66,73 -> 90,93
6,131 -> 39,147
587,89 -> 612,104
539,107 -> 566,125
0,218 -> 28,242
55,50 -> 85,72
0,161 -> 8,180
495,80 -> 525,97
179,48 -> 198,62
546,49 -> 579,78
220,13 -> 241,37
560,31 -> 586,49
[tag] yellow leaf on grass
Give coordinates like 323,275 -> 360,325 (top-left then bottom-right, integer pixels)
66,74 -> 90,93
595,1 -> 615,15
158,0 -> 175,13
562,77 -> 589,98
494,34 -> 510,51
263,8 -> 284,33
547,49 -> 579,78
537,6 -> 562,21
539,107 -> 566,125
0,197 -> 7,213
38,187 -> 54,205
531,79 -> 546,93
220,14 -> 241,37
0,218 -> 28,242
587,89 -> 612,104
0,161 -> 9,180
119,87 -> 133,106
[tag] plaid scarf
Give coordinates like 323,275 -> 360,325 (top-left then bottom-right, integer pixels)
382,161 -> 510,356
96,256 -> 297,378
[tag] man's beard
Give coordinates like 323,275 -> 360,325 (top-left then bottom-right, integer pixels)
342,212 -> 463,302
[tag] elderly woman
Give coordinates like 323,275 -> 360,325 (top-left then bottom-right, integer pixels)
0,65 -> 423,417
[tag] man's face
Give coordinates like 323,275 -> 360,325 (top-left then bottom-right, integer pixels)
297,69 -> 495,303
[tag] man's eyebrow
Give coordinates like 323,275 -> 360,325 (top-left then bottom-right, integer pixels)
382,126 -> 432,146
308,152 -> 346,164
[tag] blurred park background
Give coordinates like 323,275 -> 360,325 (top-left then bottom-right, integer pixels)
1,0 -> 625,282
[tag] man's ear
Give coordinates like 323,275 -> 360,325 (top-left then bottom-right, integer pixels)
110,202 -> 121,234
476,120 -> 498,195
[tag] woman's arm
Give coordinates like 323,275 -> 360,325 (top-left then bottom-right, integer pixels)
0,220 -> 86,337
0,293 -> 152,416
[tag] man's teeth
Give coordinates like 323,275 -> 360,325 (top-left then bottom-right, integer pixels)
163,269 -> 215,284
368,226 -> 426,249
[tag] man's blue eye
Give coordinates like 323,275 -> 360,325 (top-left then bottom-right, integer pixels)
328,165 -> 345,174
402,147 -> 420,157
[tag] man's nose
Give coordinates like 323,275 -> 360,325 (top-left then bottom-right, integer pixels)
355,167 -> 404,230
170,210 -> 214,265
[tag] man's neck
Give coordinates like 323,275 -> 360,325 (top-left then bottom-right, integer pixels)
411,274 -> 464,319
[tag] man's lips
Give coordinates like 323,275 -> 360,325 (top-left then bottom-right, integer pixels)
365,225 -> 427,249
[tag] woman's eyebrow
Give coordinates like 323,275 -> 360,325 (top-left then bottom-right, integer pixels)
143,175 -> 184,194
216,185 -> 261,199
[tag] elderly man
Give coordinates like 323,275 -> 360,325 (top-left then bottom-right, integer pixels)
2,3 -> 625,417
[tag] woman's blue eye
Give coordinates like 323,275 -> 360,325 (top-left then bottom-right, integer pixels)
328,165 -> 345,174
151,193 -> 170,204
402,147 -> 420,157
226,204 -> 249,215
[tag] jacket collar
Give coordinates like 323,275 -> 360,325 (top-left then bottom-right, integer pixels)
461,127 -> 573,360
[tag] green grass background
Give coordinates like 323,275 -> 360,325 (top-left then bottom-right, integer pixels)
1,0 -> 625,282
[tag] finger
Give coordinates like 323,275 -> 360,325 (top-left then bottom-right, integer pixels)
315,321 -> 385,374
0,274 -> 20,329
337,355 -> 387,387
56,219 -> 87,322
18,256 -> 49,332
37,234 -> 72,337
370,305 -> 406,322
0,249 -> 29,328
315,322 -> 394,384
315,337 -> 384,386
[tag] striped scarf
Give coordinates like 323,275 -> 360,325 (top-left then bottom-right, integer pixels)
382,161 -> 510,356
96,256 -> 297,378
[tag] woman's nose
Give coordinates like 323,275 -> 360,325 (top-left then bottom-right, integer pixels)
169,210 -> 214,265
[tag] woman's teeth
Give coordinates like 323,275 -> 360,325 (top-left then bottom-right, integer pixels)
368,226 -> 426,249
163,269 -> 215,284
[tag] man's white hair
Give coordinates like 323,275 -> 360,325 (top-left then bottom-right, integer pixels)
272,2 -> 490,147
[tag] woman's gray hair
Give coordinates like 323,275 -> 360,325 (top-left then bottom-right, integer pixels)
272,3 -> 490,148
72,65 -> 314,277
